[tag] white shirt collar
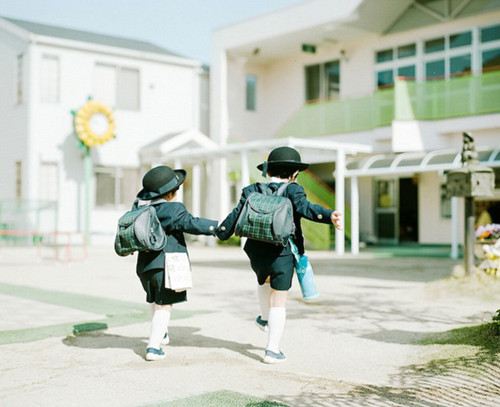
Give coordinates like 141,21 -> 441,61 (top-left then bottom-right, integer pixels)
268,177 -> 287,183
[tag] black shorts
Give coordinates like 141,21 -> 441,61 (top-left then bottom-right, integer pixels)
137,269 -> 187,305
248,253 -> 294,291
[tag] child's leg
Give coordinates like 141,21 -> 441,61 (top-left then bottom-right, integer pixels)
257,279 -> 271,321
266,289 -> 288,353
147,303 -> 172,350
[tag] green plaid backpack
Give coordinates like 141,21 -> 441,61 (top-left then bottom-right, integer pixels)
114,200 -> 167,256
235,183 -> 295,246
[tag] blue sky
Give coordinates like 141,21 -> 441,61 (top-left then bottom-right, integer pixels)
0,0 -> 305,63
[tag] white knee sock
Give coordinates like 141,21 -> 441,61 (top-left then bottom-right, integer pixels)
257,283 -> 271,321
147,309 -> 171,349
266,307 -> 286,353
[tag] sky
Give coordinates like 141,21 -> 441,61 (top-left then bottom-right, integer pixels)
0,0 -> 306,64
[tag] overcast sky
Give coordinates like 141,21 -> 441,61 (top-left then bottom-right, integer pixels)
0,0 -> 306,63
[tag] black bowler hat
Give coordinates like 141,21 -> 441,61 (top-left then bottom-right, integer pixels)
257,146 -> 310,177
137,165 -> 186,200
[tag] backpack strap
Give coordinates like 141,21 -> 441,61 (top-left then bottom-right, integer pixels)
256,182 -> 271,196
275,182 -> 291,197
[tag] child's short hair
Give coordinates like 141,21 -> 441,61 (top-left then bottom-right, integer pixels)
268,166 -> 298,179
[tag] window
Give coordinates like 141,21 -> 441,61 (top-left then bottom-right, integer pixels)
397,44 -> 416,59
16,54 -> 23,104
39,162 -> 59,201
94,64 -> 140,110
305,60 -> 340,102
245,74 -> 257,111
450,54 -> 472,76
481,24 -> 500,43
15,161 -> 22,198
425,37 -> 445,54
117,67 -> 140,110
425,59 -> 445,80
95,167 -> 139,207
450,31 -> 472,48
377,70 -> 394,88
481,24 -> 500,72
40,55 -> 60,103
375,43 -> 416,88
482,48 -> 500,71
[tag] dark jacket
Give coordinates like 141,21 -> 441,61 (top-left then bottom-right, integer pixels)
136,201 -> 217,274
216,182 -> 333,257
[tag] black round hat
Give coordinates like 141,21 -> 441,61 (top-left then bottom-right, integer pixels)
137,165 -> 186,200
257,146 -> 310,173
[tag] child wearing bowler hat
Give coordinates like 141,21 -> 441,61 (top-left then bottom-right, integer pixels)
135,165 -> 218,361
216,146 -> 342,364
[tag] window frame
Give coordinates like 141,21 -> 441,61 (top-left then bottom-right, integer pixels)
304,59 -> 340,102
40,54 -> 60,104
93,63 -> 141,111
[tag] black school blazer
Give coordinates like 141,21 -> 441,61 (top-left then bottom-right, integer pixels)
136,201 -> 218,274
216,182 -> 333,257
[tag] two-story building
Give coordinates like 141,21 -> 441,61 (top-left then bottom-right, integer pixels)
0,17 -> 212,245
205,0 -> 500,255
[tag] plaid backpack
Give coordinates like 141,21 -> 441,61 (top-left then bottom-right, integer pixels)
235,183 -> 295,246
114,200 -> 167,256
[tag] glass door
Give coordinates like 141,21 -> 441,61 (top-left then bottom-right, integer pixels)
375,179 -> 398,244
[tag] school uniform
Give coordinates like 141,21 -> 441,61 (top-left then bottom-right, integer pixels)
216,181 -> 333,290
134,166 -> 217,306
136,201 -> 217,305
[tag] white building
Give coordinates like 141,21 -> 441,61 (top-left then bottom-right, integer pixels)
207,0 -> 500,255
0,17 -> 211,244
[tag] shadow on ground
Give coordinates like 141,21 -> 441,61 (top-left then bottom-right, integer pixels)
62,326 -> 263,362
271,352 -> 500,407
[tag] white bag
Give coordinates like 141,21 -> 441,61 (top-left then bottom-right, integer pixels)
164,252 -> 192,292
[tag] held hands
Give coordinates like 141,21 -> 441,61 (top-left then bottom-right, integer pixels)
331,210 -> 343,231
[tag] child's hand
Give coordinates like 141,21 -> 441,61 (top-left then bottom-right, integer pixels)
331,211 -> 343,230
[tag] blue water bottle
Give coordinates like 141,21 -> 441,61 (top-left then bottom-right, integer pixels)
290,240 -> 320,301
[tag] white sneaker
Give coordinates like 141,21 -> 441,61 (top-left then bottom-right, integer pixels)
161,332 -> 169,345
263,349 -> 286,364
146,347 -> 166,361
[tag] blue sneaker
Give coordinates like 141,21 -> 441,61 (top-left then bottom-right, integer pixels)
263,349 -> 286,364
255,316 -> 268,332
146,347 -> 165,361
161,332 -> 169,346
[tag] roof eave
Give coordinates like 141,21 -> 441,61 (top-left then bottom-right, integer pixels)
30,33 -> 202,67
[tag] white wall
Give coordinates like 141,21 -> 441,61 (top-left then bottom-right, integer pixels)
0,34 -> 203,238
0,29 -> 30,201
419,171 -> 464,244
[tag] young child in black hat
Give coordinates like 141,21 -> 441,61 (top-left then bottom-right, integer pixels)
216,146 -> 342,364
135,165 -> 218,361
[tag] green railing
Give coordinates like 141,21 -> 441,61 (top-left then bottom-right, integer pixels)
298,171 -> 351,250
395,69 -> 500,120
277,70 -> 500,139
277,88 -> 394,138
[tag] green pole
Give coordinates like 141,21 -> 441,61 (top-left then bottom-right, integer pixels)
84,145 -> 92,246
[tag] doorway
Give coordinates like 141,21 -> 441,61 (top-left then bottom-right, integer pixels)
398,177 -> 419,242
375,177 -> 419,244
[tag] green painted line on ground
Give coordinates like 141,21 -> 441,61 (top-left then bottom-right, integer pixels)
0,282 -> 213,345
141,390 -> 288,407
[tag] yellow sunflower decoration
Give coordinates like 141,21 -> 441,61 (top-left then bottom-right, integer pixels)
74,101 -> 115,147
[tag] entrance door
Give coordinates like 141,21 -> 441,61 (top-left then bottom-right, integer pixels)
375,179 -> 398,244
399,177 -> 419,242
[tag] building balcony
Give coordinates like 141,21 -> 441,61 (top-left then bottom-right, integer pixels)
277,70 -> 500,140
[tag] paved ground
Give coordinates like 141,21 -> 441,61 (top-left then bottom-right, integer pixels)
0,243 -> 498,406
